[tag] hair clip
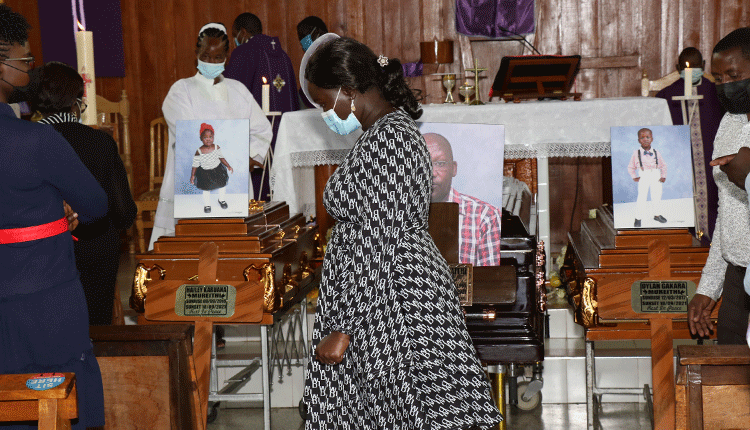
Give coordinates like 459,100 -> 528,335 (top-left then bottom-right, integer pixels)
377,55 -> 389,68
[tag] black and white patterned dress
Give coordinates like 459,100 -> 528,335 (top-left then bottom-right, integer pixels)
303,109 -> 502,429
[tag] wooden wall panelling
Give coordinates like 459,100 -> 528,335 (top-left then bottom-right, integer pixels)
599,0 -> 620,98
660,0 -> 680,75
577,0 -> 598,99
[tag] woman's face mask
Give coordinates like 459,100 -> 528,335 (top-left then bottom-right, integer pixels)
197,60 -> 225,79
321,87 -> 361,135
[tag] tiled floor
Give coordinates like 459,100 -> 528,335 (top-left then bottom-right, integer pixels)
205,403 -> 653,429
117,253 -> 655,430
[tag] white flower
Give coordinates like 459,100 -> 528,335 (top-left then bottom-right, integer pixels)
377,55 -> 389,67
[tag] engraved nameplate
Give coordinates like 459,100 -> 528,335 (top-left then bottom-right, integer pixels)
175,284 -> 237,317
631,280 -> 697,314
450,264 -> 473,306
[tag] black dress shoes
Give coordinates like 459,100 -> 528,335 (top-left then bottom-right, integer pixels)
204,205 -> 211,213
654,215 -> 667,223
634,219 -> 641,227
218,200 -> 228,209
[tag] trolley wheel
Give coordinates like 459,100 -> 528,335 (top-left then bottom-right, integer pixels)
515,381 -> 542,411
207,402 -> 220,424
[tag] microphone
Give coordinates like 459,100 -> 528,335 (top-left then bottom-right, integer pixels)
497,25 -> 541,56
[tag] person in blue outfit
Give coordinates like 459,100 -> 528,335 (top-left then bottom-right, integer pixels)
0,5 -> 107,428
224,13 -> 299,201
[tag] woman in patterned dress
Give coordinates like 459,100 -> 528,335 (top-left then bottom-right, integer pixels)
301,36 -> 503,430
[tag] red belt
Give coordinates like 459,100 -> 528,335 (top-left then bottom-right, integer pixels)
0,218 -> 73,244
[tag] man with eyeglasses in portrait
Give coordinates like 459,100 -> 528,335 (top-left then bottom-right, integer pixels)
424,132 -> 503,266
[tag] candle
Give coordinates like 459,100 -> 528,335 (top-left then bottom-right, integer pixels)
261,77 -> 270,114
684,62 -> 692,97
75,26 -> 97,125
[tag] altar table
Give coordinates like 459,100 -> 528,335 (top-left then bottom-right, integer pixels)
270,98 -> 672,270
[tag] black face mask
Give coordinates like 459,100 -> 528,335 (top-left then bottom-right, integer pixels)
5,66 -> 41,104
716,78 -> 750,114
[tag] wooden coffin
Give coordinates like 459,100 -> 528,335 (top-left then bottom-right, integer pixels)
131,201 -> 320,320
560,204 -> 717,330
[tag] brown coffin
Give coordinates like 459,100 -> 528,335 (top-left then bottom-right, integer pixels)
560,205 -> 716,327
131,201 -> 320,318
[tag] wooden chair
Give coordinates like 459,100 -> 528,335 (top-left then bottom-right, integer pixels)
0,373 -> 78,429
134,117 -> 169,253
641,69 -> 717,96
97,90 -> 132,189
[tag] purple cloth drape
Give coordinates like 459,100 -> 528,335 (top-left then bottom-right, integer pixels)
402,61 -> 423,77
36,0 -> 126,77
455,0 -> 535,38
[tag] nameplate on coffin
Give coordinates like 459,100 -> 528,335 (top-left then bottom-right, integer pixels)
631,280 -> 697,314
175,284 -> 237,317
450,264 -> 473,306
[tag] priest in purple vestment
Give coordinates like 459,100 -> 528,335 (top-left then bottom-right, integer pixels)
225,13 -> 299,200
656,47 -> 725,238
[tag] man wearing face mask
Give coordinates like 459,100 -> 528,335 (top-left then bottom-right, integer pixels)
224,13 -> 298,201
687,27 -> 750,345
657,47 -> 725,238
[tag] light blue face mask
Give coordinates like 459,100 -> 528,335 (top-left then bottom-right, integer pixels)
300,34 -> 313,52
321,88 -> 361,135
197,60 -> 225,79
234,37 -> 241,47
680,68 -> 703,85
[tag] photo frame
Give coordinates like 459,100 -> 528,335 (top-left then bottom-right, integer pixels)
418,122 -> 505,266
610,125 -> 694,230
174,119 -> 249,219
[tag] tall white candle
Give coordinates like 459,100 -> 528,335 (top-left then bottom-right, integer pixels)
75,29 -> 97,125
262,77 -> 270,114
684,63 -> 692,97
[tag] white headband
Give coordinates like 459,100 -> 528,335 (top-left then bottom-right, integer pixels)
299,33 -> 341,109
199,23 -> 227,36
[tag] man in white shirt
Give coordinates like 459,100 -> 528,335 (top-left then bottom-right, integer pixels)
688,27 -> 750,344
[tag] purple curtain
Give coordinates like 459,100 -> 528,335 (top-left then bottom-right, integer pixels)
455,0 -> 535,38
36,0 -> 125,77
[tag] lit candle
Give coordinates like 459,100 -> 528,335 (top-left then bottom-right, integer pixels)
75,22 -> 97,125
261,77 -> 270,114
684,62 -> 692,97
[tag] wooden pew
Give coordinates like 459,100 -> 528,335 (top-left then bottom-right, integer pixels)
0,372 -> 77,429
676,345 -> 750,430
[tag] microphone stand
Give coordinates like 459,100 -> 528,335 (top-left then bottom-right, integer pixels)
497,25 -> 542,55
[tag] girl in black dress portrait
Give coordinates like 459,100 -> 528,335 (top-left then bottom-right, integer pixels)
190,122 -> 234,213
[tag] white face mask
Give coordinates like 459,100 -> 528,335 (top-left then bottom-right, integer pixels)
680,68 -> 703,85
320,87 -> 361,135
197,60 -> 225,79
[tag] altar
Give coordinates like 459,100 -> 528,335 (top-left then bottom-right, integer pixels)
270,98 -> 673,270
